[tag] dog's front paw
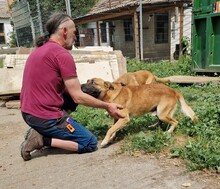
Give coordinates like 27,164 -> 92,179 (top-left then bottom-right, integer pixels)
100,140 -> 108,148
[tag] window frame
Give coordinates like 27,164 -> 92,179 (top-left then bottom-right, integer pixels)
154,13 -> 169,44
0,23 -> 5,44
100,22 -> 107,43
123,19 -> 133,42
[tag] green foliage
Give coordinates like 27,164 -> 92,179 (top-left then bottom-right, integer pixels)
70,106 -> 112,139
27,0 -> 98,21
173,83 -> 220,171
7,31 -> 17,47
72,0 -> 98,18
124,131 -> 173,153
127,55 -> 193,77
71,57 -> 220,171
181,36 -> 191,55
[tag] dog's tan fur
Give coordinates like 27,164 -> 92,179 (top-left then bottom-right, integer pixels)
115,70 -> 170,86
83,78 -> 198,147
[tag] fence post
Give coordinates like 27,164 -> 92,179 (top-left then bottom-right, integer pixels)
36,0 -> 43,35
65,0 -> 72,16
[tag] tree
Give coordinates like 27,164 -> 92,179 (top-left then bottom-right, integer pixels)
27,0 -> 98,18
25,0 -> 97,29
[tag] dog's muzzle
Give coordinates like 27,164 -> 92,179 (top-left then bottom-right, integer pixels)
81,83 -> 101,99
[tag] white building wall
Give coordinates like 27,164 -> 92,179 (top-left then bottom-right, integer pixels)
170,8 -> 180,60
183,7 -> 192,41
170,7 -> 192,60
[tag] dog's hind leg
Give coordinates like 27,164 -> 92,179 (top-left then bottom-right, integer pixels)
101,112 -> 130,148
157,103 -> 178,133
162,117 -> 178,133
158,112 -> 178,133
147,111 -> 161,128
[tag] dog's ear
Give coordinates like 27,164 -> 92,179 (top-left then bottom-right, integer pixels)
104,81 -> 114,90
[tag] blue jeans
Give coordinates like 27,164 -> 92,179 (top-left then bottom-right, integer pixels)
22,111 -> 97,153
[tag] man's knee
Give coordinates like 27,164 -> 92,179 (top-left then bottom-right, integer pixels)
78,135 -> 98,153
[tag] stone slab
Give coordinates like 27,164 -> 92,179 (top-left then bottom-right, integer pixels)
0,50 -> 127,96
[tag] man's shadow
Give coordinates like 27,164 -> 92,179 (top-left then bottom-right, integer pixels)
31,147 -> 76,159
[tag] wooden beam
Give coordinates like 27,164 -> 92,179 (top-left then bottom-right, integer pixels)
109,0 -> 111,8
75,9 -> 136,25
179,5 -> 184,55
134,12 -> 140,59
96,21 -> 101,46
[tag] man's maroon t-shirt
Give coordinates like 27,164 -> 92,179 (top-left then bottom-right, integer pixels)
20,41 -> 77,119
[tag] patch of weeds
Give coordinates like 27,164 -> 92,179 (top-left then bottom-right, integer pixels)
70,105 -> 112,139
171,136 -> 220,171
127,55 -> 193,77
122,130 -> 174,154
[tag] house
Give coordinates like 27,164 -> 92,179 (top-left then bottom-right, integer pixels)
0,0 -> 13,48
74,0 -> 192,60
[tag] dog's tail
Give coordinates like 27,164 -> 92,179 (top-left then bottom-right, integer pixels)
154,76 -> 170,83
177,92 -> 199,122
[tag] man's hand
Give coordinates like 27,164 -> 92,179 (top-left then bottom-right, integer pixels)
106,103 -> 125,119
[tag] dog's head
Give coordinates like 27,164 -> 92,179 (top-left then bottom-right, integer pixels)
81,78 -> 118,99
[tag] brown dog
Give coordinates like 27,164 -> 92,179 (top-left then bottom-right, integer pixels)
81,78 -> 198,147
114,70 -> 170,86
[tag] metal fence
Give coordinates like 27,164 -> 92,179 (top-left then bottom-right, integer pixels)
12,0 -> 43,47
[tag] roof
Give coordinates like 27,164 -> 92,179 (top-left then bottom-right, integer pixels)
74,0 -> 192,24
89,0 -> 172,14
0,1 -> 10,19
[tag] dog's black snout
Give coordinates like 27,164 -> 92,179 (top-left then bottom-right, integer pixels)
81,83 -> 88,93
81,83 -> 101,99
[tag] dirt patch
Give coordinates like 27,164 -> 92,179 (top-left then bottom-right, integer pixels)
0,107 -> 219,189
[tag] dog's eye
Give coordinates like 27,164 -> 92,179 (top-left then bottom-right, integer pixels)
87,79 -> 94,84
91,80 -> 96,85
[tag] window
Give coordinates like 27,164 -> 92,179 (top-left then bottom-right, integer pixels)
100,22 -> 107,43
155,13 -> 168,43
0,23 -> 5,44
124,19 -> 133,41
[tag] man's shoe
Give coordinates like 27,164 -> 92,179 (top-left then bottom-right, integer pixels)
21,128 -> 44,161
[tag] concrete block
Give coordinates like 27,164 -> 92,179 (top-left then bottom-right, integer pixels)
0,68 -> 23,95
0,50 -> 127,96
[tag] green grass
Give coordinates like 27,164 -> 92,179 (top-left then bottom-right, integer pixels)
71,55 -> 220,172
